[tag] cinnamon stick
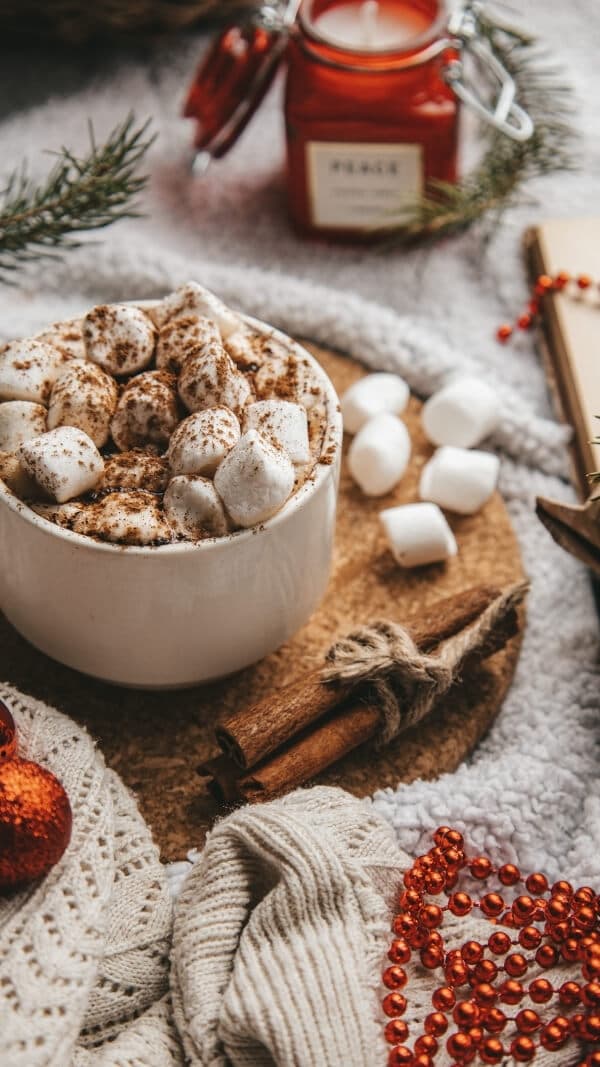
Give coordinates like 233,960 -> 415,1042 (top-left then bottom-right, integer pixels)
197,755 -> 242,804
216,584 -> 500,770
230,600 -> 521,803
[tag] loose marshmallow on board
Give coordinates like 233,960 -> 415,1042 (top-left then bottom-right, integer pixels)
47,360 -> 118,447
244,400 -> 310,465
167,408 -> 241,477
422,376 -> 498,449
214,430 -> 295,528
348,413 -> 411,497
111,371 -> 179,451
0,339 -> 67,404
178,344 -> 251,416
380,502 -> 458,568
83,304 -> 156,377
18,426 -> 104,503
164,475 -> 230,538
156,315 -> 221,374
72,490 -> 170,545
0,401 -> 47,452
341,373 -> 409,435
420,446 -> 500,516
160,282 -> 241,340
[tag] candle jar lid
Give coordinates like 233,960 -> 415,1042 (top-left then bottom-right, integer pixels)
184,0 -> 533,166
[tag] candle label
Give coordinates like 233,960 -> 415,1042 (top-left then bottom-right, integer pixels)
307,141 -> 423,230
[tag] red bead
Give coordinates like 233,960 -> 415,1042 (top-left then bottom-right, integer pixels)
582,981 -> 600,1007
498,864 -> 521,886
585,1014 -> 600,1040
469,856 -> 492,879
499,979 -> 524,1005
432,986 -> 456,1011
540,1023 -> 567,1050
488,931 -> 511,955
573,904 -> 596,931
537,273 -> 554,291
383,965 -> 408,989
453,1000 -> 480,1028
425,870 -> 445,894
516,1009 -> 541,1034
573,886 -> 595,906
443,847 -> 464,867
446,1032 -> 473,1059
384,1019 -> 409,1044
528,299 -> 539,315
558,980 -> 581,1006
398,888 -> 422,911
445,960 -> 469,987
480,1037 -> 504,1063
413,1056 -> 433,1067
512,895 -> 535,922
461,941 -> 484,965
529,978 -> 553,1003
496,324 -> 513,343
388,940 -> 411,965
545,919 -> 570,943
427,930 -> 443,946
504,953 -> 528,978
546,896 -> 569,922
420,946 -> 444,969
517,312 -> 533,330
408,925 -> 431,949
468,1025 -> 483,1047
525,871 -> 548,895
577,274 -> 592,290
404,868 -> 425,890
388,1047 -> 413,1067
444,829 -> 464,849
448,893 -> 472,917
420,904 -> 443,929
394,914 -> 417,938
473,960 -> 498,983
383,992 -> 407,1017
414,1035 -> 437,1056
535,943 -> 558,968
551,880 -> 572,898
554,270 -> 570,288
561,937 -> 580,963
511,1035 -> 536,1061
473,983 -> 497,1008
586,1053 -> 600,1067
518,926 -> 542,950
433,825 -> 453,846
424,1011 -> 448,1036
483,1007 -> 506,1033
481,893 -> 504,918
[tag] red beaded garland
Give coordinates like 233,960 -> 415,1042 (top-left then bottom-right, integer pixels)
495,271 -> 600,345
380,827 -> 599,1067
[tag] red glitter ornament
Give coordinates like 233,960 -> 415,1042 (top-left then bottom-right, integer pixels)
0,756 -> 72,889
0,700 -> 17,763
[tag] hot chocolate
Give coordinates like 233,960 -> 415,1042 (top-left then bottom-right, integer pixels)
0,283 -> 329,546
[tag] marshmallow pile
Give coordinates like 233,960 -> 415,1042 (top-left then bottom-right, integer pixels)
341,371 -> 500,568
0,283 -> 323,545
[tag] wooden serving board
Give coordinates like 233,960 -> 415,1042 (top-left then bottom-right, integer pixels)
0,344 -> 525,861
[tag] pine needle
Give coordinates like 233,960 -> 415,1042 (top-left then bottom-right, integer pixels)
0,113 -> 155,282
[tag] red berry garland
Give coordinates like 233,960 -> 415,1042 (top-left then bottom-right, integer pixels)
496,272 -> 596,344
382,827 -> 600,1065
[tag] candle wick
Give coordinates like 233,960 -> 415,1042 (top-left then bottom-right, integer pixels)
359,0 -> 379,47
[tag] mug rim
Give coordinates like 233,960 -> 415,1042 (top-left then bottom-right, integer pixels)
0,311 -> 343,557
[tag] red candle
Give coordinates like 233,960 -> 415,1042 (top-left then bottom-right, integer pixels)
285,0 -> 458,238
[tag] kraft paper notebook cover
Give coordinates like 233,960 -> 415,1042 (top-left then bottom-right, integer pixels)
525,218 -> 600,497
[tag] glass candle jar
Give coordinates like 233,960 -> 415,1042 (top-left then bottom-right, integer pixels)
285,0 -> 457,237
183,0 -> 532,240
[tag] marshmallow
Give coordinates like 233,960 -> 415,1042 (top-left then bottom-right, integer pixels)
178,343 -> 251,416
0,451 -> 46,500
164,475 -> 230,538
31,502 -> 83,529
0,339 -> 67,404
72,491 -> 171,546
47,360 -> 118,447
341,373 -> 409,435
224,328 -> 264,371
18,426 -> 104,503
36,320 -> 85,360
156,314 -> 221,374
111,371 -> 179,451
0,401 -> 47,451
422,376 -> 499,448
254,348 -> 323,410
420,445 -> 500,515
83,304 -> 156,376
167,408 -> 240,477
101,452 -> 169,493
214,430 -> 295,528
161,282 -> 241,339
244,400 -> 310,465
380,502 -> 458,568
347,413 -> 411,497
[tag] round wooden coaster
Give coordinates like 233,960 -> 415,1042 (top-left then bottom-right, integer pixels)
0,344 -> 525,861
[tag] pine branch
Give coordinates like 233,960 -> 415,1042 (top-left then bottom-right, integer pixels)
384,9 -> 575,244
0,114 -> 155,282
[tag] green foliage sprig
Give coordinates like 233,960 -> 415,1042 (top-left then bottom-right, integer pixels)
0,114 -> 155,282
388,9 -> 574,243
